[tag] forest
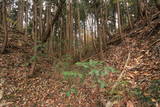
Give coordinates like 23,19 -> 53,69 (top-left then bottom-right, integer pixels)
0,0 -> 160,106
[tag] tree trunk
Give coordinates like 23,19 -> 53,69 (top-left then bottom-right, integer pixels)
17,0 -> 24,31
42,0 -> 65,43
25,1 -> 29,36
125,0 -> 133,29
83,22 -> 87,47
76,0 -> 82,60
97,17 -> 104,60
117,0 -> 122,35
30,1 -> 38,76
1,0 -> 8,54
39,0 -> 43,41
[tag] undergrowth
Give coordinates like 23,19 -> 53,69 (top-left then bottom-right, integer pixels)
54,56 -> 160,106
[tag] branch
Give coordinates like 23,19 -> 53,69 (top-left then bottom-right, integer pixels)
111,52 -> 131,92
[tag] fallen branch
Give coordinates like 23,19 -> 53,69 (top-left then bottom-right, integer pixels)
111,52 -> 131,92
104,52 -> 131,107
0,102 -> 13,106
150,39 -> 160,47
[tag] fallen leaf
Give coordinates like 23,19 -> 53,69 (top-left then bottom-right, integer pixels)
105,101 -> 113,107
0,90 -> 3,100
127,101 -> 134,107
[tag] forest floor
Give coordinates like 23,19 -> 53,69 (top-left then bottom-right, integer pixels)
0,27 -> 160,106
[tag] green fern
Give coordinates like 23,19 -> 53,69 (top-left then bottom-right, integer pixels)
62,71 -> 83,78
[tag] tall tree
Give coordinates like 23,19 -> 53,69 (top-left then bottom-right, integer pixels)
30,0 -> 38,76
1,0 -> 8,53
17,0 -> 24,31
116,0 -> 122,35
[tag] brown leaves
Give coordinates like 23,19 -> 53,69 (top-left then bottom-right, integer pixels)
127,101 -> 134,107
1,21 -> 160,106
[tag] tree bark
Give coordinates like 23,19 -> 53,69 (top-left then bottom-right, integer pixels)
125,0 -> 133,29
30,1 -> 38,76
1,0 -> 8,54
117,0 -> 122,35
17,0 -> 24,31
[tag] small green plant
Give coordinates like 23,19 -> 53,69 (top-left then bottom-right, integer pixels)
55,61 -> 70,72
55,54 -> 74,71
60,59 -> 120,98
144,80 -> 160,105
76,60 -> 119,89
66,88 -> 78,97
131,87 -> 154,106
104,66 -> 118,73
147,80 -> 160,102
34,42 -> 47,56
105,80 -> 130,101
23,62 -> 30,67
23,55 -> 38,67
76,59 -> 102,69
62,71 -> 83,79
25,43 -> 47,67
131,80 -> 160,107
30,55 -> 37,62
97,80 -> 106,88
